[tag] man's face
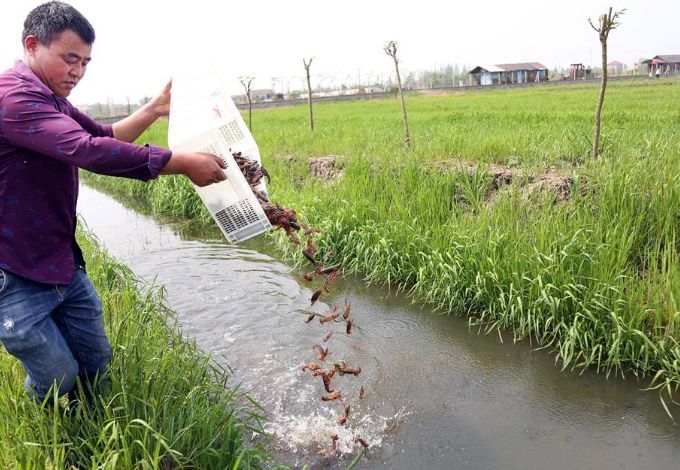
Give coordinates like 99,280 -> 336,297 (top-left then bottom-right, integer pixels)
25,29 -> 92,98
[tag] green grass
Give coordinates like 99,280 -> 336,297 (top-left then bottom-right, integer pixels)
84,78 -> 680,410
0,229 -> 271,468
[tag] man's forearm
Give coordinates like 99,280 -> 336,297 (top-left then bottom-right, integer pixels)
112,103 -> 160,143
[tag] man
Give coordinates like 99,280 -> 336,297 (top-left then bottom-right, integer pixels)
0,1 -> 225,402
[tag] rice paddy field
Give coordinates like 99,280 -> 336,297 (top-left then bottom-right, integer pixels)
85,78 -> 680,410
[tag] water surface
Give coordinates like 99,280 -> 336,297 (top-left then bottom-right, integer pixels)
78,184 -> 680,469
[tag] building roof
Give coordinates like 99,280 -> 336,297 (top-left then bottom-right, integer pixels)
608,60 -> 624,66
653,55 -> 680,63
469,62 -> 547,74
470,65 -> 503,73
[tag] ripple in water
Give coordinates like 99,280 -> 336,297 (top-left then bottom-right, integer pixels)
366,316 -> 420,339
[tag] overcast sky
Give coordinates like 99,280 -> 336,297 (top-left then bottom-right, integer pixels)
1,0 -> 678,105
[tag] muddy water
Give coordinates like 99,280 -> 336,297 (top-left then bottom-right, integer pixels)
77,184 -> 680,469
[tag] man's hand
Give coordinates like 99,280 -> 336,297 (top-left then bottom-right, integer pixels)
147,80 -> 171,118
161,152 -> 227,187
112,80 -> 171,143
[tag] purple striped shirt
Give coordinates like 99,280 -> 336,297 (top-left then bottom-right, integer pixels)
0,60 -> 171,284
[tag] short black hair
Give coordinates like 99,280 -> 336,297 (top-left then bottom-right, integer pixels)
22,1 -> 95,47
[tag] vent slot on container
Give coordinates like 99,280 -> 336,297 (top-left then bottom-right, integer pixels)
214,199 -> 261,234
236,199 -> 260,224
202,144 -> 228,167
218,121 -> 246,147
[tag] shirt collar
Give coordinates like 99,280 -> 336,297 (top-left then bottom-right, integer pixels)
13,59 -> 55,97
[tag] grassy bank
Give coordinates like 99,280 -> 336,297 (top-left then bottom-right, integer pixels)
83,79 -> 680,408
0,230 -> 269,468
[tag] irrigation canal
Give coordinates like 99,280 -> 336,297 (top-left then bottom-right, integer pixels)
78,183 -> 680,469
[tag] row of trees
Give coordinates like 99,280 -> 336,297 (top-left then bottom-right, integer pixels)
236,7 -> 624,158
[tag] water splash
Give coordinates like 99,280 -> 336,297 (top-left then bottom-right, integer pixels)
260,385 -> 409,456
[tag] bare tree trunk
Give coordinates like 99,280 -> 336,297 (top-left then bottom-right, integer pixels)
239,76 -> 254,131
384,41 -> 410,149
394,57 -> 410,148
304,58 -> 314,131
247,92 -> 252,131
589,7 -> 624,160
593,37 -> 607,160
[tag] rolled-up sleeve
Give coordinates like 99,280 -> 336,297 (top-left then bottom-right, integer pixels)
0,88 -> 171,180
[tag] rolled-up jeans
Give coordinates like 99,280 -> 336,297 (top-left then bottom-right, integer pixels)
0,267 -> 112,401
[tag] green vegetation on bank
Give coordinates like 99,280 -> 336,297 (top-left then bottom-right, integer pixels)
83,79 -> 680,408
0,230 -> 268,468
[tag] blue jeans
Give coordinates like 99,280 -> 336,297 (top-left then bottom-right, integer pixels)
0,268 -> 112,401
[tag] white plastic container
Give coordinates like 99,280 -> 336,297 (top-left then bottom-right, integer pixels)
167,66 -> 272,243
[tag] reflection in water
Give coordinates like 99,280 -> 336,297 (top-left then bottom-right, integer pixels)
78,184 -> 680,470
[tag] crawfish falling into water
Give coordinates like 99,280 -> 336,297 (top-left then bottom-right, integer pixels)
321,390 -> 342,401
309,368 -> 336,393
301,363 -> 321,373
319,307 -> 340,324
313,344 -> 328,361
337,403 -> 351,426
236,153 -> 368,459
334,360 -> 361,376
318,434 -> 340,457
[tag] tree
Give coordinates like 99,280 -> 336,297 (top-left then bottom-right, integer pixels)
384,41 -> 410,149
588,7 -> 625,160
239,76 -> 255,131
303,58 -> 314,130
